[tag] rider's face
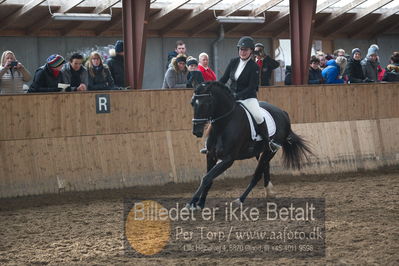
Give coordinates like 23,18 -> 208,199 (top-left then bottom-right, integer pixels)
239,47 -> 252,60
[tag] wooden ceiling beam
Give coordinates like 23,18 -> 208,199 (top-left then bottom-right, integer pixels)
95,13 -> 122,36
315,0 -> 367,32
250,0 -> 284,16
316,0 -> 341,13
190,0 -> 254,35
150,0 -> 190,23
326,0 -> 394,37
160,0 -> 222,35
0,0 -> 46,31
350,5 -> 399,38
93,0 -> 120,14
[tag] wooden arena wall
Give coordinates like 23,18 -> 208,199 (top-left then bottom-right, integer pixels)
0,83 -> 398,198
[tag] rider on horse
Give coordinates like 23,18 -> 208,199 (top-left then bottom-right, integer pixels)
201,36 -> 279,154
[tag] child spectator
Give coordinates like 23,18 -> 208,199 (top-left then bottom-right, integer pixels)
322,58 -> 344,84
186,57 -> 204,88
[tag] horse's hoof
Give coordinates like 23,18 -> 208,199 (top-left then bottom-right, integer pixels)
184,203 -> 201,211
231,198 -> 242,205
264,182 -> 276,198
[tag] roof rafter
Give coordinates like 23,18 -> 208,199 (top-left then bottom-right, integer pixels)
159,0 -> 222,35
316,0 -> 341,13
95,13 -> 122,36
61,0 -> 120,36
326,0 -> 394,37
190,0 -> 254,35
28,0 -> 84,35
350,4 -> 399,38
150,0 -> 190,23
316,0 -> 368,31
0,0 -> 46,31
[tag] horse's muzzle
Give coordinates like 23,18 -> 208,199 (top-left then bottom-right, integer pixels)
192,123 -> 205,138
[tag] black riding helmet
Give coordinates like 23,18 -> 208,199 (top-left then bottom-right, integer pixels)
237,36 -> 255,50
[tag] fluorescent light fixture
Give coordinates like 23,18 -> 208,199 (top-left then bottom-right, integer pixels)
52,13 -> 112,21
216,16 -> 265,24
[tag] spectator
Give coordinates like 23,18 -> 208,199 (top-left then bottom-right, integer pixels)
106,40 -> 125,88
166,40 -> 186,69
284,65 -> 292,85
361,44 -> 379,82
85,51 -> 115,91
0,50 -> 31,93
382,52 -> 399,82
308,56 -> 323,84
186,57 -> 204,88
28,54 -> 66,93
333,49 -> 346,58
162,54 -> 188,89
198,52 -> 216,81
61,53 -> 88,91
322,59 -> 344,84
254,42 -> 279,86
316,51 -> 327,70
344,48 -> 365,83
335,56 -> 347,80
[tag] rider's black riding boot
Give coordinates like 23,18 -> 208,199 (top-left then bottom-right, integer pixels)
258,120 -> 279,153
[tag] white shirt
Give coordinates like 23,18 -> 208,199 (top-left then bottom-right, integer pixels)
234,57 -> 250,80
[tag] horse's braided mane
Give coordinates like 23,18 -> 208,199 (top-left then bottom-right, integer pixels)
208,81 -> 235,101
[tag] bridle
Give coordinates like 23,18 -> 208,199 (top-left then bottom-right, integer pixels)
191,92 -> 236,125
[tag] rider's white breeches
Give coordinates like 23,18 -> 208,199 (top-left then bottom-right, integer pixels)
238,98 -> 264,124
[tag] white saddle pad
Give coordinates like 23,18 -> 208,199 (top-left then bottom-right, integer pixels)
241,105 -> 276,141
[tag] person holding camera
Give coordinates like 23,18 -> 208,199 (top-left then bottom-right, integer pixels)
253,43 -> 279,86
0,50 -> 31,93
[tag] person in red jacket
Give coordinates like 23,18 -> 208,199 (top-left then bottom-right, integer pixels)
197,52 -> 216,81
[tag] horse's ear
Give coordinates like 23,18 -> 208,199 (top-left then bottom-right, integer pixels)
190,71 -> 205,91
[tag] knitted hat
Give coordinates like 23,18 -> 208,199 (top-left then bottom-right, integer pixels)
186,57 -> 198,66
352,48 -> 361,57
176,56 -> 186,63
367,44 -> 378,57
115,40 -> 123,53
47,54 -> 65,68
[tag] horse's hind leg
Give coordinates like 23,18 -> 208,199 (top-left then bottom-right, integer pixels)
263,153 -> 277,198
198,154 -> 217,209
238,152 -> 269,203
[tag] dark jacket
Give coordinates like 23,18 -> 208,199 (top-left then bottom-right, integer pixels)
344,58 -> 365,83
308,67 -> 323,84
61,63 -> 89,90
361,57 -> 378,82
257,56 -> 279,86
322,59 -> 344,84
166,51 -> 178,69
284,65 -> 292,85
219,57 -> 259,100
106,54 -> 124,87
382,63 -> 399,82
87,65 -> 115,90
28,64 -> 63,93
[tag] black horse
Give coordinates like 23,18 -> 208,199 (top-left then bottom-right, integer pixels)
189,81 -> 312,208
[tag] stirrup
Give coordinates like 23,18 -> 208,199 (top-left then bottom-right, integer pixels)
269,140 -> 281,153
200,148 -> 208,154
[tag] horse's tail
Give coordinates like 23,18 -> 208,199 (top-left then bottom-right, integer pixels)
282,129 -> 313,170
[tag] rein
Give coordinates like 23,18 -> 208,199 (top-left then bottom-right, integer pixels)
192,92 -> 236,125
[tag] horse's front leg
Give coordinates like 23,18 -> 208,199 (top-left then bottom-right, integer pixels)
238,152 -> 269,203
197,152 -> 217,209
189,158 -> 234,207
